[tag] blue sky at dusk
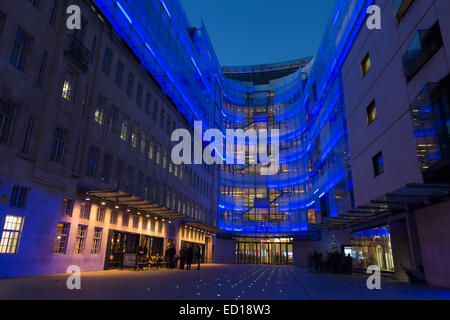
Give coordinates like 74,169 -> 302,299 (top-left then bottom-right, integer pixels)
180,0 -> 336,66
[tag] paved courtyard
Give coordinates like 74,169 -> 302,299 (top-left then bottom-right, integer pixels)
1,264 -> 450,300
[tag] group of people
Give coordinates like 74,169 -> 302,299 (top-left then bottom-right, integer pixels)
165,244 -> 202,271
308,250 -> 353,274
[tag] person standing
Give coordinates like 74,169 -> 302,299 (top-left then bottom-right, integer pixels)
186,246 -> 193,271
195,246 -> 201,270
179,247 -> 186,270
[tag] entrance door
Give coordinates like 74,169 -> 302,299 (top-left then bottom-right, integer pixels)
236,239 -> 293,265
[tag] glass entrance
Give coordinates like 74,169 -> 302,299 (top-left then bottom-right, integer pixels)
236,238 -> 293,265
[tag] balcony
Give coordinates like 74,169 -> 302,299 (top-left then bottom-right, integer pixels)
65,34 -> 92,72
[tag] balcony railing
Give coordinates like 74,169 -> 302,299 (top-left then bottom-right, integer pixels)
66,34 -> 91,70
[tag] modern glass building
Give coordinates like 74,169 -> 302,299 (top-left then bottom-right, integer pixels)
91,0 -> 377,264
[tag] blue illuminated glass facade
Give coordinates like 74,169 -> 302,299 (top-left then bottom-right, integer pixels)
92,0 -> 374,237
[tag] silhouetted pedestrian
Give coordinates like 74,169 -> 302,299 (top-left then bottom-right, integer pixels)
179,248 -> 186,270
345,254 -> 353,275
186,246 -> 193,271
195,245 -> 201,270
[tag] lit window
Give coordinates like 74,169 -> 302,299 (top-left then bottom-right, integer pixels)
163,148 -> 168,168
61,68 -> 77,102
366,100 -> 377,125
361,53 -> 371,77
148,138 -> 154,160
130,123 -> 138,148
120,116 -> 129,141
373,152 -> 384,177
91,227 -> 103,254
94,96 -> 105,125
0,215 -> 24,254
53,222 -> 70,254
156,143 -> 162,165
74,225 -> 88,254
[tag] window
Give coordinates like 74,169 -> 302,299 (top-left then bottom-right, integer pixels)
145,92 -> 151,114
36,50 -> 48,86
107,106 -> 118,133
126,166 -> 134,192
160,109 -> 165,128
0,98 -> 16,144
140,131 -> 147,155
166,115 -> 171,134
136,83 -> 143,107
152,102 -> 159,121
163,148 -> 168,169
122,214 -> 129,227
102,47 -> 113,75
80,202 -> 91,220
102,154 -> 112,183
120,115 -> 129,141
403,22 -> 443,82
87,147 -> 99,178
366,100 -> 377,125
28,0 -> 41,9
126,73 -> 135,97
156,143 -> 162,165
50,127 -> 67,164
10,28 -> 33,71
61,68 -> 77,102
91,227 -> 103,254
0,11 -> 6,36
115,60 -> 124,87
22,114 -> 35,154
96,207 -> 106,222
133,216 -> 139,229
49,0 -> 59,26
393,0 -> 415,23
148,137 -> 154,160
142,218 -> 148,230
94,95 -> 105,125
361,53 -> 371,77
372,152 -> 384,177
130,123 -> 138,148
53,222 -> 70,254
0,216 -> 24,254
10,185 -> 30,208
60,198 -> 73,217
74,225 -> 88,254
110,211 -> 118,225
